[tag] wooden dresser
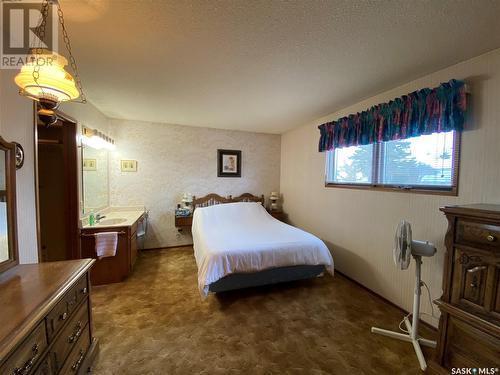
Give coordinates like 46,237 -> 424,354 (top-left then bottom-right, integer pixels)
0,259 -> 98,375
428,204 -> 500,373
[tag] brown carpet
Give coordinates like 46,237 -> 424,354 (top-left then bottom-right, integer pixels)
91,247 -> 435,375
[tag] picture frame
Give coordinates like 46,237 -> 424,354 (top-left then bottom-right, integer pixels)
217,149 -> 241,177
83,158 -> 97,171
121,160 -> 138,172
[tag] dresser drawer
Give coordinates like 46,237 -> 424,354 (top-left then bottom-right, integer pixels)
33,355 -> 53,375
51,300 -> 90,373
174,216 -> 192,227
0,322 -> 48,375
491,265 -> 500,321
75,274 -> 89,305
451,247 -> 500,322
456,219 -> 500,249
59,325 -> 91,375
443,315 -> 500,369
46,275 -> 87,340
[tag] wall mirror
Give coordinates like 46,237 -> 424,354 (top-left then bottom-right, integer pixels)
82,145 -> 109,215
0,137 -> 18,273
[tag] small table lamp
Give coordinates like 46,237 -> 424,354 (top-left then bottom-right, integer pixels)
181,193 -> 193,211
269,192 -> 279,211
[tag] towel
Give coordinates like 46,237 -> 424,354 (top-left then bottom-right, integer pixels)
95,232 -> 118,259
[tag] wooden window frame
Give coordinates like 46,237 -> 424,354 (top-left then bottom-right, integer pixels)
325,131 -> 461,196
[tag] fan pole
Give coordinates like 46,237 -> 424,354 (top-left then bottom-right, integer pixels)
371,254 -> 437,371
409,255 -> 427,370
411,255 -> 421,340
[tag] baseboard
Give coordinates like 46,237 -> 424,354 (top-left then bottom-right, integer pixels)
142,244 -> 193,251
335,270 -> 438,332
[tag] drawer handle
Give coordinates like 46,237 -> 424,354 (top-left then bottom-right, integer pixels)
470,276 -> 479,289
60,312 -> 68,321
486,234 -> 496,242
467,266 -> 487,273
68,322 -> 83,343
13,344 -> 39,375
71,349 -> 85,372
81,287 -> 88,295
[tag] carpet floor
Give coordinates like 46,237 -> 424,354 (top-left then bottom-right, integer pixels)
91,247 -> 435,375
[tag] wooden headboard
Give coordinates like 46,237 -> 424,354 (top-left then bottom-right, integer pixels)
192,193 -> 265,211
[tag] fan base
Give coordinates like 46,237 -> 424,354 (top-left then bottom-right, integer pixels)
371,316 -> 436,371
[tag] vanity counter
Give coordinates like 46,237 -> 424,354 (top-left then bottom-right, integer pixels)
82,209 -> 145,229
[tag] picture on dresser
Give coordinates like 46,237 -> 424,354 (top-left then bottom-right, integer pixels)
217,149 -> 241,177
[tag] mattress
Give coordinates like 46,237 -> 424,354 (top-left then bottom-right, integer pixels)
192,202 -> 334,298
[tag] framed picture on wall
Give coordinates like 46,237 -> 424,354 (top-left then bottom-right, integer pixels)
217,149 -> 241,177
83,158 -> 97,171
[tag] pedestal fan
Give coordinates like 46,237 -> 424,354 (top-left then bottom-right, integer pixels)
371,220 -> 437,371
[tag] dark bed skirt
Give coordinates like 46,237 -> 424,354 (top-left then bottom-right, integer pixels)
208,264 -> 326,293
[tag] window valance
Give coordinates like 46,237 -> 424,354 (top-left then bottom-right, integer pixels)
318,79 -> 467,152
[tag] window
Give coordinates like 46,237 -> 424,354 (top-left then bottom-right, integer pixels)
325,131 -> 460,194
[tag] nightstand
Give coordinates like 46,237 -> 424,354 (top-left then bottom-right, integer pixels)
268,210 -> 287,222
175,215 -> 192,227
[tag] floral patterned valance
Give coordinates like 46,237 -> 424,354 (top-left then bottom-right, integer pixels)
318,79 -> 467,152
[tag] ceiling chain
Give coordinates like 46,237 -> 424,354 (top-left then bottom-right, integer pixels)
56,1 -> 86,103
31,0 -> 86,104
32,0 -> 50,91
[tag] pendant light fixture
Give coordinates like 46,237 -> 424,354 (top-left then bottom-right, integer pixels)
14,0 -> 86,111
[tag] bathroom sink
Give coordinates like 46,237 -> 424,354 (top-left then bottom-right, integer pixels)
97,218 -> 127,226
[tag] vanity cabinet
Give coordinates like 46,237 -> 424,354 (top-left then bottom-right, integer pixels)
80,213 -> 145,286
0,259 -> 98,375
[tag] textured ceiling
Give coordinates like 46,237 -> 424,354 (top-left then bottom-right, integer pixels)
61,0 -> 500,134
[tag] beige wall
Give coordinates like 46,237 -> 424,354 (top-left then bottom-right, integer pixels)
0,70 -> 38,263
280,48 -> 500,326
108,119 -> 281,249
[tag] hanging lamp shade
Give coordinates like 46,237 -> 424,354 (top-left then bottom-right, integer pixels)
14,50 -> 80,104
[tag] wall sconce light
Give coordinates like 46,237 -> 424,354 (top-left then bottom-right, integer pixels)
81,127 -> 115,150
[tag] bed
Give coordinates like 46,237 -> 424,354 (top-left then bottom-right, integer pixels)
191,193 -> 334,298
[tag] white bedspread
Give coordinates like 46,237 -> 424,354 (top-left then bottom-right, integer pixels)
192,202 -> 334,298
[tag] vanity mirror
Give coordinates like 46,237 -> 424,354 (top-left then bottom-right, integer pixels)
0,137 -> 18,273
82,145 -> 109,215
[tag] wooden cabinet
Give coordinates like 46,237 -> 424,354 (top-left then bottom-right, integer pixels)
80,213 -> 145,286
175,215 -> 192,227
0,260 -> 98,375
268,210 -> 287,222
429,205 -> 500,374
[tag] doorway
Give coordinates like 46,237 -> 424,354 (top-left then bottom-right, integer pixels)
36,111 -> 79,261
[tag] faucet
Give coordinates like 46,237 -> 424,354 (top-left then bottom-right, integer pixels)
95,213 -> 106,223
